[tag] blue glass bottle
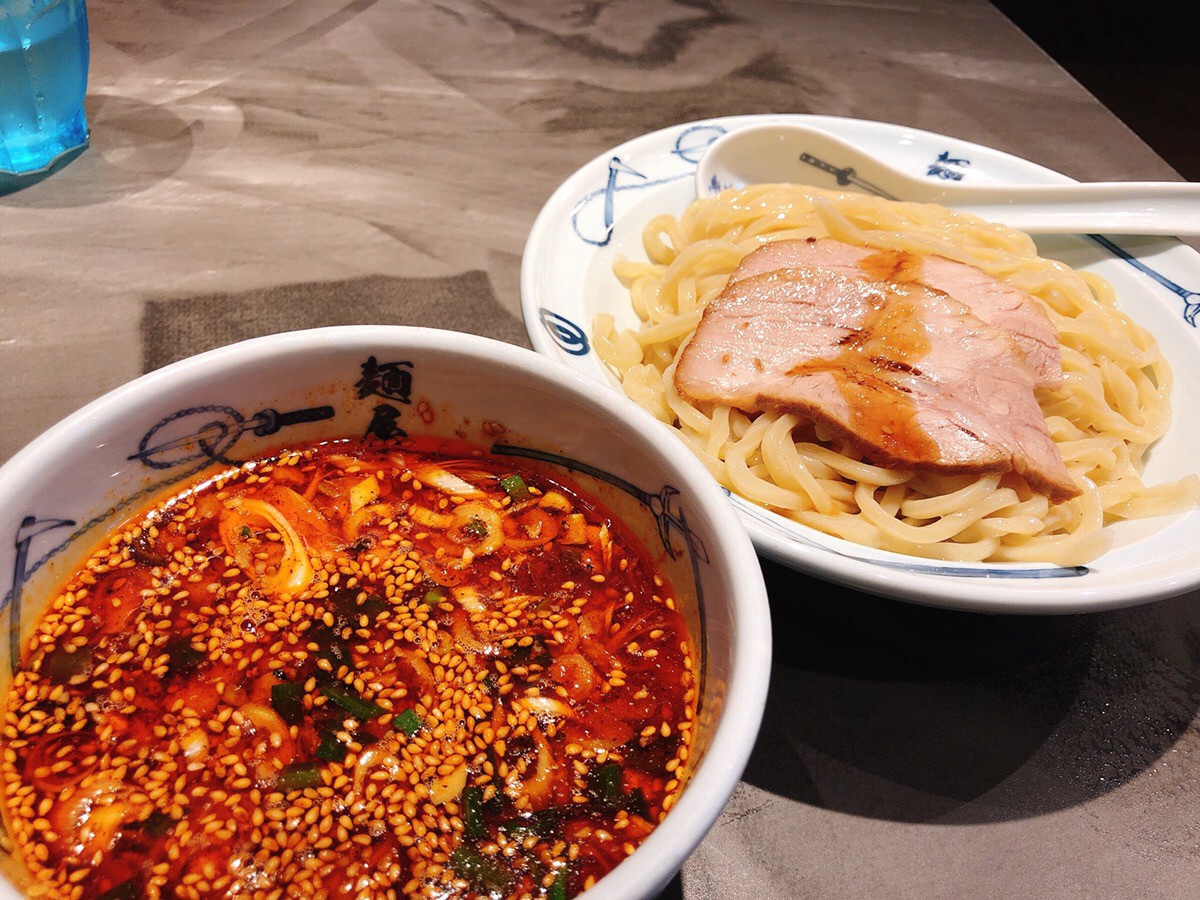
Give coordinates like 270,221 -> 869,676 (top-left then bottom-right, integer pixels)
0,0 -> 90,192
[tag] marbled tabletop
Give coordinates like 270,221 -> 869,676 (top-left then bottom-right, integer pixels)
2,1 -> 1199,898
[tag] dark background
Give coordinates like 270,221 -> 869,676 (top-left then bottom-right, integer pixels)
990,1 -> 1200,180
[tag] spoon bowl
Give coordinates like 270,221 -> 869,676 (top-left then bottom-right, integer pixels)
695,122 -> 1200,235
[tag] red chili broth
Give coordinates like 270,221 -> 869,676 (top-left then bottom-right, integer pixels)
0,438 -> 697,899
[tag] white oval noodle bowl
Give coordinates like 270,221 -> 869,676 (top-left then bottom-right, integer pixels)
521,114 -> 1200,614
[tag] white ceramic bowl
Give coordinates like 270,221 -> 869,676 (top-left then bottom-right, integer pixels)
0,326 -> 771,899
521,114 -> 1200,614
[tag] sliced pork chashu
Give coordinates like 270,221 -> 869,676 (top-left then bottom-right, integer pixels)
728,238 -> 1063,390
674,266 -> 1080,501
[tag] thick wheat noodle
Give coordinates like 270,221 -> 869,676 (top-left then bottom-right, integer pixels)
595,184 -> 1200,565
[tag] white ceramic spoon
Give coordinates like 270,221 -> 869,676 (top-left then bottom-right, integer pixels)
694,122 -> 1200,235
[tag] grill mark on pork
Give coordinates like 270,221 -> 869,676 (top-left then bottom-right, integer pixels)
674,265 -> 1080,501
728,238 -> 1064,390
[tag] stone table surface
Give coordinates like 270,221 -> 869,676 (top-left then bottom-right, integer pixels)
2,1 -> 1199,898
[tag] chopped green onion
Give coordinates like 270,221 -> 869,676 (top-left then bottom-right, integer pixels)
449,846 -> 511,894
593,762 -> 623,808
499,474 -> 531,501
164,638 -> 206,674
548,869 -> 568,900
329,588 -> 388,621
359,595 -> 389,618
462,785 -> 485,838
240,525 -> 252,538
462,517 -> 488,540
627,786 -> 648,817
42,646 -> 91,683
498,806 -> 566,839
588,763 -> 643,814
320,682 -> 388,722
392,707 -> 424,736
509,642 -> 533,663
327,587 -> 359,617
137,810 -> 174,838
423,586 -> 448,606
271,681 -> 306,725
499,821 -> 538,843
315,733 -> 346,763
312,721 -> 376,763
171,648 -> 206,676
277,763 -> 322,791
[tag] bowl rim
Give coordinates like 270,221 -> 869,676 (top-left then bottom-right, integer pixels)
0,325 -> 773,899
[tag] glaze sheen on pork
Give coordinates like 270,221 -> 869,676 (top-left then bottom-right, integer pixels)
673,264 -> 1081,501
728,238 -> 1064,389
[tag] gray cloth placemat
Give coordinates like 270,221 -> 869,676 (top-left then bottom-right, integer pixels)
141,270 -> 528,371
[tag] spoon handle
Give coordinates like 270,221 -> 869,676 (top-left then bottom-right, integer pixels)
695,122 -> 1200,235
936,182 -> 1200,235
